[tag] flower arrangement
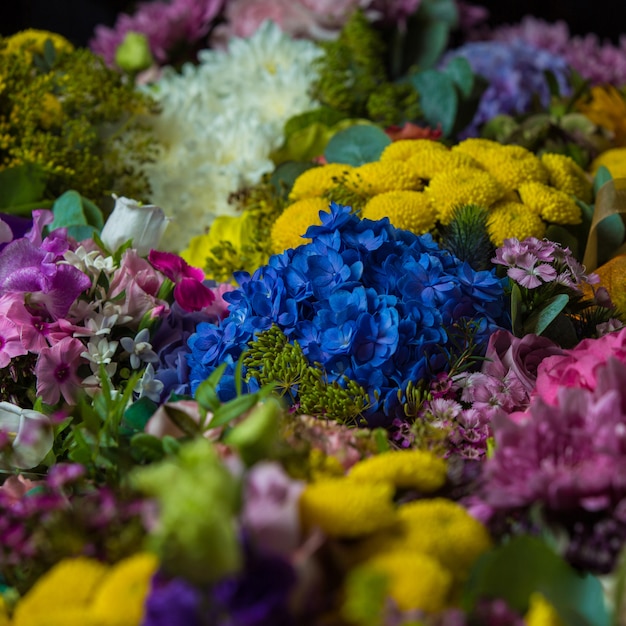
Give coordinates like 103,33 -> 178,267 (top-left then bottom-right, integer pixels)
4,5 -> 626,626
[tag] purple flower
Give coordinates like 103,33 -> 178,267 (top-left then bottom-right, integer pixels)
142,573 -> 202,626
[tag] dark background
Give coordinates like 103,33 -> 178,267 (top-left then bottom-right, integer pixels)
0,0 -> 625,46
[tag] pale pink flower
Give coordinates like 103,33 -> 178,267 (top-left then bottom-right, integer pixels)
35,337 -> 86,405
0,316 -> 27,368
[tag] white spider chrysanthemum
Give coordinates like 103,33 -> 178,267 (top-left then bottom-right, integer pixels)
142,21 -> 323,252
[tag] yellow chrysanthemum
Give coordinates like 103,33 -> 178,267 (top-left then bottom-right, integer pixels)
525,593 -> 565,626
379,138 -> 448,162
362,190 -> 437,234
452,137 -> 502,160
518,181 -> 582,225
39,93 -> 63,130
364,551 -> 453,612
396,498 -> 492,576
271,197 -> 329,254
425,167 -> 506,224
289,163 -> 354,201
589,147 -> 626,179
407,148 -> 483,180
299,478 -> 397,537
308,448 -> 346,480
11,557 -> 108,626
577,84 -> 626,146
90,553 -> 159,626
487,199 -> 547,247
468,144 -> 549,192
347,449 -> 447,493
541,152 -> 593,204
0,597 -> 10,626
343,161 -> 423,196
3,29 -> 74,58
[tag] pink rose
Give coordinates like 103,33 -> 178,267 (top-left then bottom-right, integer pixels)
535,328 -> 626,405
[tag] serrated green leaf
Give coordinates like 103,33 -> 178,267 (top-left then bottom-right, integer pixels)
324,125 -> 391,166
410,70 -> 458,136
523,293 -> 569,336
0,164 -> 47,210
443,56 -> 474,98
209,394 -> 259,429
463,535 -> 609,626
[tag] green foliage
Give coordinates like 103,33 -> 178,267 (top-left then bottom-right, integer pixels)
324,124 -> 391,166
242,325 -> 374,426
341,567 -> 389,626
49,189 -> 104,240
439,204 -> 495,271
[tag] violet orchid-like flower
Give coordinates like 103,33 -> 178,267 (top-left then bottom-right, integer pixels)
149,250 -> 215,312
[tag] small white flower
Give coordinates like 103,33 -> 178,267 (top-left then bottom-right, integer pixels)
134,363 -> 164,402
120,328 -> 159,369
81,337 -> 119,374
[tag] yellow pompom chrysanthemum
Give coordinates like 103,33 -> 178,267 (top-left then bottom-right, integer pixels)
589,147 -> 626,179
452,137 -> 502,160
343,161 -> 422,196
379,138 -> 448,162
289,163 -> 354,201
541,153 -> 593,204
363,551 -> 453,612
518,181 -> 582,224
2,29 -> 74,58
425,167 -> 506,224
299,478 -> 397,537
525,593 -> 565,626
362,190 -> 437,234
271,197 -> 329,254
347,449 -> 447,493
487,199 -> 547,247
407,148 -> 482,181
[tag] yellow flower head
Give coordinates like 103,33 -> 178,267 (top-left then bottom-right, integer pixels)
577,84 -> 626,146
343,161 -> 422,196
362,190 -> 437,234
289,163 -> 354,201
38,93 -> 63,130
3,29 -> 74,58
396,498 -> 492,576
347,449 -> 447,493
589,147 -> 626,179
299,478 -> 397,537
525,592 -> 565,626
379,138 -> 449,162
425,167 -> 506,224
271,197 -> 329,255
541,152 -> 593,204
468,144 -> 549,192
363,551 -> 453,612
452,137 -> 502,161
407,147 -> 483,180
487,199 -> 547,247
518,181 -> 582,224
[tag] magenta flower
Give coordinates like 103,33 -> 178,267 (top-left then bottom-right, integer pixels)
506,253 -> 557,289
35,337 -> 86,405
148,250 -> 215,312
0,316 -> 27,368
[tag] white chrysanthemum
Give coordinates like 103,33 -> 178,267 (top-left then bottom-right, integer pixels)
142,21 -> 323,252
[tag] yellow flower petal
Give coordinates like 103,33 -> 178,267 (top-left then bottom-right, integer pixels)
270,197 -> 329,254
362,190 -> 437,234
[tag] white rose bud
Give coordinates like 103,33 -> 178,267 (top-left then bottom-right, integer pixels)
101,196 -> 169,256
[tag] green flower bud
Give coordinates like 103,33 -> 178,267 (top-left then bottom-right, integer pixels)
114,32 -> 154,73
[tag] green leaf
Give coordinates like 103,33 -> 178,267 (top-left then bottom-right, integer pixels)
463,535 -> 609,626
130,433 -> 165,463
596,213 -> 626,266
43,38 -> 57,68
209,394 -> 259,429
161,406 -> 203,438
49,190 -> 104,239
324,125 -> 391,166
545,224 -> 582,259
0,164 -> 47,210
593,166 -> 613,197
523,293 -> 569,336
442,56 -> 474,98
410,70 -> 458,137
284,107 -> 349,138
161,435 -> 181,456
121,396 -> 158,434
269,161 -> 317,199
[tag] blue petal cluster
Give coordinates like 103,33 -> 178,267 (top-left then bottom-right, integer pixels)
187,204 -> 506,427
440,40 -> 572,137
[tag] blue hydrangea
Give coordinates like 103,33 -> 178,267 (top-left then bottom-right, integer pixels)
186,203 -> 507,427
440,40 -> 572,137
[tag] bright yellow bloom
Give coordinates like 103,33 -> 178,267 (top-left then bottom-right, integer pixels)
487,199 -> 547,247
299,478 -> 397,537
0,597 -> 10,626
11,554 -> 157,626
362,190 -> 437,234
271,197 -> 329,254
589,147 -> 626,179
407,147 -> 482,180
38,93 -> 63,130
396,498 -> 492,577
343,161 -> 422,196
452,137 -> 502,160
379,138 -> 449,162
2,29 -> 74,58
425,167 -> 506,224
577,84 -> 626,146
308,448 -> 346,480
347,449 -> 447,493
541,152 -> 593,204
363,551 -> 453,612
289,163 -> 354,201
525,593 -> 565,626
518,181 -> 582,224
